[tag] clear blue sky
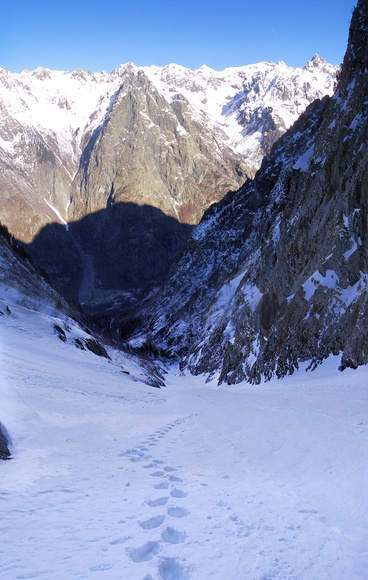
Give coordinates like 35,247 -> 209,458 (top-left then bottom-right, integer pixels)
1,0 -> 355,73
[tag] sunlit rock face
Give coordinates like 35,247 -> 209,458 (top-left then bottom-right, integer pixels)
134,0 -> 368,383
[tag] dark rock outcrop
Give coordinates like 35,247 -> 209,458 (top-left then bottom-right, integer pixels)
0,424 -> 11,460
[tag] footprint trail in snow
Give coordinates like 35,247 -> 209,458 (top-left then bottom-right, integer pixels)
121,418 -> 192,579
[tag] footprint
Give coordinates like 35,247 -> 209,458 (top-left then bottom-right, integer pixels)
154,482 -> 169,490
168,507 -> 189,518
147,497 -> 169,507
161,527 -> 186,544
121,449 -> 151,463
158,557 -> 190,579
171,489 -> 187,499
127,541 -> 160,563
150,471 -> 165,478
297,508 -> 319,515
168,475 -> 183,483
130,456 -> 144,462
139,515 -> 165,530
164,466 -> 176,472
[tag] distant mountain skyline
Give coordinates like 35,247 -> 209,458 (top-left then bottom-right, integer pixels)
2,0 -> 353,73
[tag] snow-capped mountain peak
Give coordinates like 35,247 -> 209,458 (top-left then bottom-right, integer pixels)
141,56 -> 337,171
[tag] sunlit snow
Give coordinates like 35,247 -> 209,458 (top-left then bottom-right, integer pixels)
1,268 -> 368,579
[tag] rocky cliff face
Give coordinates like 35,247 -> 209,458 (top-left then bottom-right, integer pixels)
68,65 -> 242,226
0,58 -> 337,316
135,0 -> 368,383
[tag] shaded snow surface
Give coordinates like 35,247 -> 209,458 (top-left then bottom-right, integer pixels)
1,299 -> 368,579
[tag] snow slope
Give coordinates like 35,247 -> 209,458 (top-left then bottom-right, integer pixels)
1,278 -> 368,578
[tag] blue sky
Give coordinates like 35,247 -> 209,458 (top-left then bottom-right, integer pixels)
1,0 -> 355,73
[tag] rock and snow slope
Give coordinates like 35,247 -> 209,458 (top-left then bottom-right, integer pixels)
143,55 -> 337,174
136,0 -> 368,384
0,67 -> 120,241
1,230 -> 368,579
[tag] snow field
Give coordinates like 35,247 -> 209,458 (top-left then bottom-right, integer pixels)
1,298 -> 368,579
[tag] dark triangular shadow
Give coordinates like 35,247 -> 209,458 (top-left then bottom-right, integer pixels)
25,202 -> 193,324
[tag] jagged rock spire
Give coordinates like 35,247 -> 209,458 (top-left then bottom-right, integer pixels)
339,0 -> 368,88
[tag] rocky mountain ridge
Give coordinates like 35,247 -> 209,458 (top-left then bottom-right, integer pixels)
142,54 -> 337,175
132,0 -> 368,383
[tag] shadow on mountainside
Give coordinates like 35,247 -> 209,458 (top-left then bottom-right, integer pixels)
24,202 -> 193,332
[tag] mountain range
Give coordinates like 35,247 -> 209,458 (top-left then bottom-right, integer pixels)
0,56 -> 337,318
1,6 -> 368,577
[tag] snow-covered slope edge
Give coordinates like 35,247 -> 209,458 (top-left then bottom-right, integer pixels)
133,0 -> 368,384
0,229 -> 166,457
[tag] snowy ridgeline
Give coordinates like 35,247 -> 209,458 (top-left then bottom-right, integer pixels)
1,286 -> 368,579
0,57 -> 337,166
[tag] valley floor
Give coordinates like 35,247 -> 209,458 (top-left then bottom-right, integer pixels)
1,301 -> 368,579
